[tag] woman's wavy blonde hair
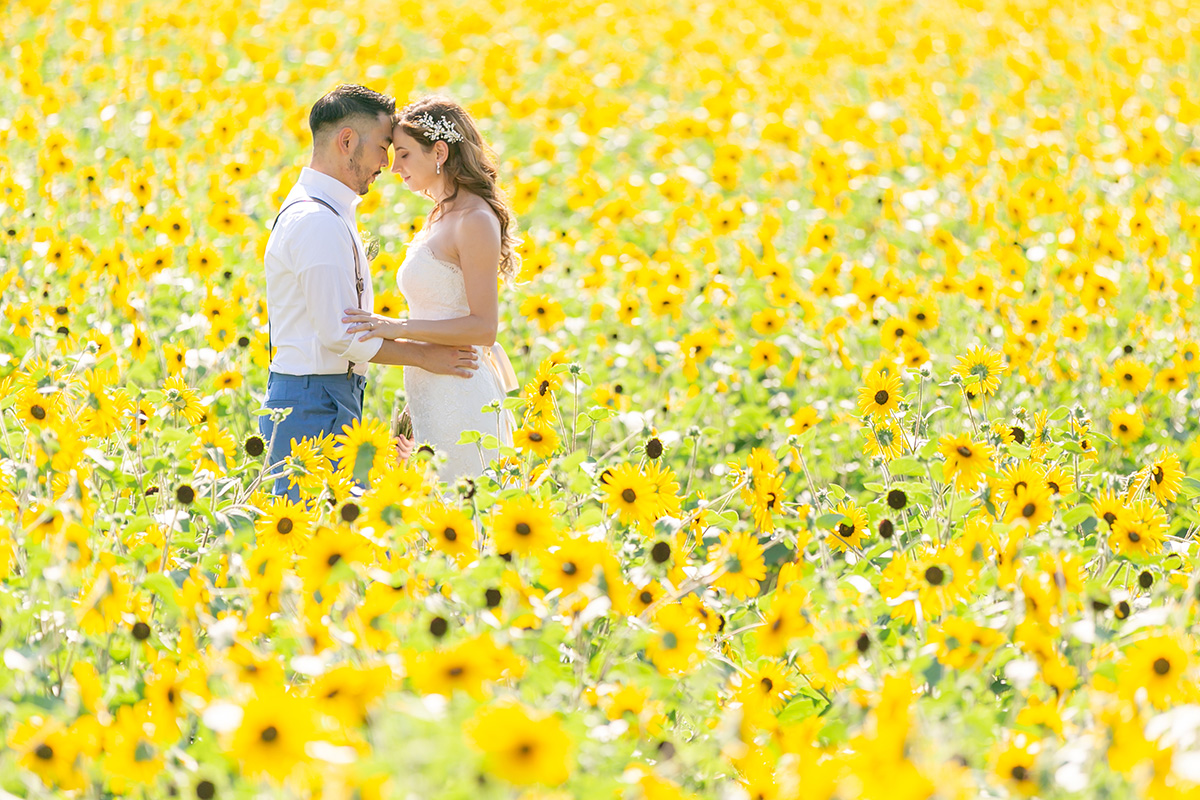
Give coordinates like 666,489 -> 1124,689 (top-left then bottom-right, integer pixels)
395,95 -> 520,281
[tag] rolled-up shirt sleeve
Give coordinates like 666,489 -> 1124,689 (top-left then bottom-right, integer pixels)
289,213 -> 384,366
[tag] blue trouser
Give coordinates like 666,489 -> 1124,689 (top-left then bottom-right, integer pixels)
258,371 -> 367,501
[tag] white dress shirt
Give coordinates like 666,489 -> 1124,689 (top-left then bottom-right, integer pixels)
264,167 -> 382,376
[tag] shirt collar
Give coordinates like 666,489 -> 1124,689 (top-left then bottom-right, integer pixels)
298,167 -> 362,215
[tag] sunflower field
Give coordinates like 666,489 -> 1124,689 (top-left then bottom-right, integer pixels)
4,0 -> 1200,796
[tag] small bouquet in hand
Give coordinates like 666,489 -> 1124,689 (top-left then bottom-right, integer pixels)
391,389 -> 415,459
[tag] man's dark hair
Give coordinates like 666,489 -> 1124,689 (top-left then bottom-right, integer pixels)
309,84 -> 396,143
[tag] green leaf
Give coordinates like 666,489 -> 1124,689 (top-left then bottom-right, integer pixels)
815,512 -> 846,529
142,573 -> 181,613
1062,505 -> 1095,527
888,457 -> 925,476
1180,476 -> 1200,498
1049,406 -> 1071,421
457,430 -> 482,445
352,441 -> 376,486
1006,444 -> 1031,459
826,484 -> 847,501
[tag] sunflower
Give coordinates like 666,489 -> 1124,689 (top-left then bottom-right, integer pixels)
629,580 -> 666,615
409,637 -> 501,699
9,716 -> 86,791
16,389 -> 57,428
254,496 -> 315,554
309,663 -> 391,726
231,690 -> 315,783
102,707 -> 163,794
939,433 -> 995,490
643,460 -> 683,520
81,372 -> 132,438
464,701 -> 572,786
755,589 -> 814,657
929,616 -> 1004,670
709,531 -> 767,599
1109,408 -> 1144,445
785,410 -> 819,442
991,462 -> 1045,507
421,504 -> 477,564
297,526 -> 368,589
1109,500 -> 1168,558
1142,451 -> 1183,505
1003,484 -> 1054,530
1109,357 -> 1151,394
282,436 -> 334,495
1041,464 -> 1073,496
538,535 -> 605,596
601,462 -> 657,526
491,496 -> 557,556
190,422 -> 237,476
863,417 -> 909,462
1091,488 -> 1126,529
857,371 -> 904,420
1118,632 -> 1192,709
827,500 -> 869,553
512,420 -> 561,459
645,603 -> 703,676
332,416 -> 395,485
519,293 -> 567,331
993,742 -> 1038,795
161,375 -> 204,425
952,346 -> 1007,396
749,470 -> 785,533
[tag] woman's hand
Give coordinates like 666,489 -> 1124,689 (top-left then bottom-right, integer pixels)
394,433 -> 415,460
343,308 -> 404,341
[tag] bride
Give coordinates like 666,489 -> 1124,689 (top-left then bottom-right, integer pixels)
343,95 -> 518,483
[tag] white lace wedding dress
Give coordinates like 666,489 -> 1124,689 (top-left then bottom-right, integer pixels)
398,231 -> 514,482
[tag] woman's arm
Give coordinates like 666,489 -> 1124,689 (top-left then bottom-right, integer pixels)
344,209 -> 501,347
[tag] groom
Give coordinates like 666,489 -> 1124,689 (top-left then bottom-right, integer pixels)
259,83 -> 477,499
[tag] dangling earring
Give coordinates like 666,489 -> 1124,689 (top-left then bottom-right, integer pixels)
436,161 -> 442,175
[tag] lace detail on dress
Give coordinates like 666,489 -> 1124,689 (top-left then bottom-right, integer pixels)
397,236 -> 514,483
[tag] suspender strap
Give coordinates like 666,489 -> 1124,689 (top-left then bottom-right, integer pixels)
268,196 -> 365,377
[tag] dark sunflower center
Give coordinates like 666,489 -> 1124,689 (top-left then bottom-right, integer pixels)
956,445 -> 972,457
448,666 -> 464,677
1103,512 -> 1116,524
874,390 -> 889,405
443,527 -> 457,542
925,566 -> 945,586
1153,466 -> 1164,484
622,488 -> 637,503
277,518 -> 293,535
1128,531 -> 1141,543
1154,657 -> 1171,676
260,726 -> 278,743
326,553 -> 342,566
31,404 -> 46,420
838,523 -> 854,537
1011,765 -> 1029,781
529,432 -> 543,442
35,744 -> 53,760
761,677 -> 774,692
562,561 -> 577,575
1022,503 -> 1036,518
515,522 -> 531,536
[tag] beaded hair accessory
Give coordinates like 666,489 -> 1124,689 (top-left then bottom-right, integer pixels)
411,111 -> 464,144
